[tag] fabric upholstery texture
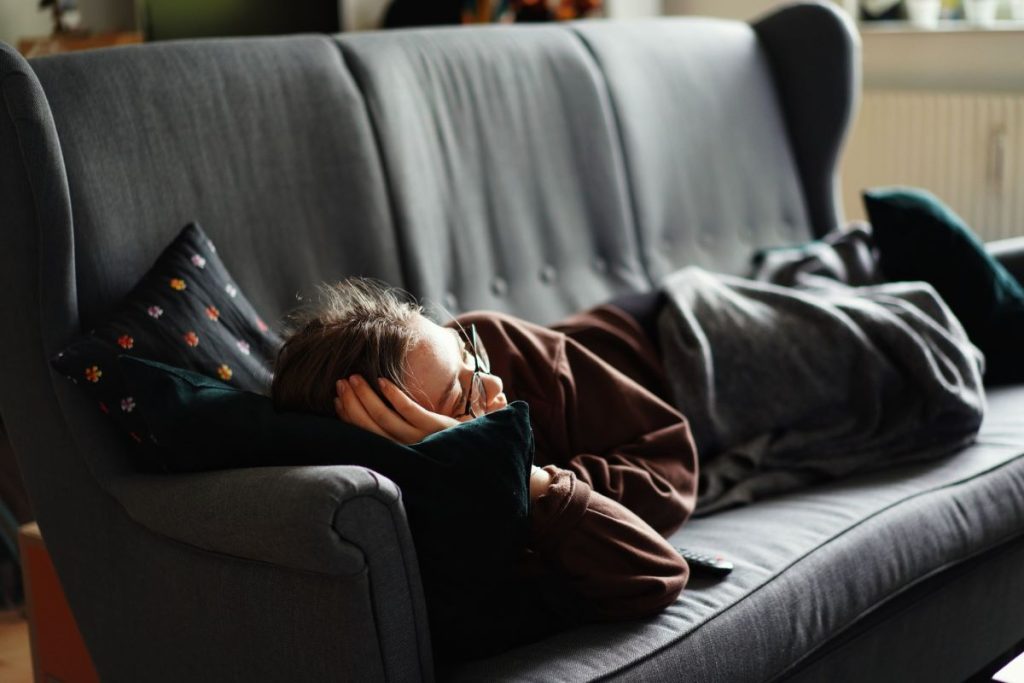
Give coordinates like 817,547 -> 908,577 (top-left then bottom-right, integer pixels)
104,465 -> 409,682
336,26 -> 650,324
29,36 -> 403,327
110,463 -> 430,681
572,15 -> 834,281
783,534 -> 1024,683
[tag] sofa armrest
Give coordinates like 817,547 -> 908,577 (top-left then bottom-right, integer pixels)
112,465 -> 394,574
109,464 -> 435,681
987,236 -> 1024,287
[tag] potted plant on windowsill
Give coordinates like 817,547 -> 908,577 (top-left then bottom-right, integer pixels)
962,0 -> 998,26
905,0 -> 942,28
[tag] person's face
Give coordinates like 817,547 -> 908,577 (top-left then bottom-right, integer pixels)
403,315 -> 507,419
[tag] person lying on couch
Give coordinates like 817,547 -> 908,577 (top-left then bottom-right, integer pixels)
270,278 -> 698,629
268,234 -> 987,649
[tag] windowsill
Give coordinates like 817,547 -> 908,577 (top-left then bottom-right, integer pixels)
859,19 -> 1024,33
855,19 -> 1024,91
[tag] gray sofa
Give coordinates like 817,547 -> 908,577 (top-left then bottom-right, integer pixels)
1,2 -> 1023,681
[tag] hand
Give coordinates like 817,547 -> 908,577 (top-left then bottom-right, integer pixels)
529,465 -> 553,502
334,375 -> 461,445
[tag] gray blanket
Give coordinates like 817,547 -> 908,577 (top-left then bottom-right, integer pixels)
658,230 -> 986,514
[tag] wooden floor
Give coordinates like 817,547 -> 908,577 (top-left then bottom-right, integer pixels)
0,608 -> 32,683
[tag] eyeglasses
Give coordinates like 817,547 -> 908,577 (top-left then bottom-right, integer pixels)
458,323 -> 491,419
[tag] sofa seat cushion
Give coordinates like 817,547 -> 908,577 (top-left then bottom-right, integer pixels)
447,384 -> 1024,682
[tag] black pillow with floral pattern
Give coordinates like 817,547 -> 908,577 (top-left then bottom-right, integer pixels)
51,222 -> 281,456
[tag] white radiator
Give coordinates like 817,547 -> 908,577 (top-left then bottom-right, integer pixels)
840,90 -> 1024,240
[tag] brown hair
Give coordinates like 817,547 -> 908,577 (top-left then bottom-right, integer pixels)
271,278 -> 423,416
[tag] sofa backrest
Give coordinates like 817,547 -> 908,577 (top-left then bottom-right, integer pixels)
28,36 -> 403,330
327,5 -> 858,319
576,14 -> 855,280
6,6 -> 859,355
336,26 -> 650,323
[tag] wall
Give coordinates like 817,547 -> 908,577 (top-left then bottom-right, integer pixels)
0,0 -> 53,45
861,27 -> 1024,92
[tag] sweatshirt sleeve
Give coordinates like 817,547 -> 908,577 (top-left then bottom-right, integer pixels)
528,465 -> 689,621
556,338 -> 699,537
450,311 -> 698,537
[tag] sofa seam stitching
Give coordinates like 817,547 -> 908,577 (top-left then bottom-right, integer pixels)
768,528 -> 1024,681
331,475 -> 393,683
565,24 -> 656,290
328,36 -> 421,297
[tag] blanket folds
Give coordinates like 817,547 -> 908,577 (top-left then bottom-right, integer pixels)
658,229 -> 985,514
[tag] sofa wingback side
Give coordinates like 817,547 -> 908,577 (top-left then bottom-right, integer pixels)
0,37 -> 433,682
754,1 -> 860,239
574,2 -> 857,283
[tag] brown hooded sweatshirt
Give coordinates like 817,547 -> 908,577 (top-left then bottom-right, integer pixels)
451,304 -> 698,629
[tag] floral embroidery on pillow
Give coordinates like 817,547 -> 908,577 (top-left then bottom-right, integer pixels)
51,222 -> 282,453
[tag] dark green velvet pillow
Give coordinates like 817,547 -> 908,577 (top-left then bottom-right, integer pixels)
118,356 -> 533,663
864,187 -> 1024,385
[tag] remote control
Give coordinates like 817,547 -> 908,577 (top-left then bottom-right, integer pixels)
675,547 -> 734,576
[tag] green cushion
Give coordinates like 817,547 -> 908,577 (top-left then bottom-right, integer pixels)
119,356 -> 533,662
864,187 -> 1024,385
